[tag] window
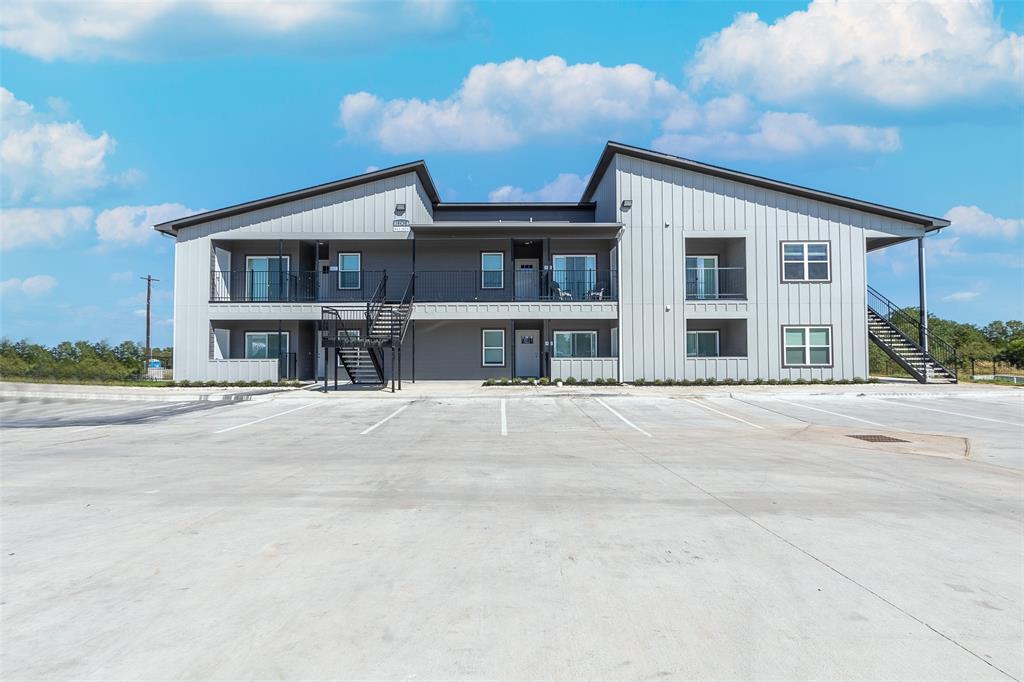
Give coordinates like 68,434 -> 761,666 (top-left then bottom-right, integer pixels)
338,253 -> 361,289
481,252 -> 504,289
686,330 -> 720,358
482,329 -> 505,366
554,331 -> 597,358
246,256 -> 290,301
244,331 -> 290,359
783,326 -> 832,366
782,242 -> 830,282
552,254 -> 597,300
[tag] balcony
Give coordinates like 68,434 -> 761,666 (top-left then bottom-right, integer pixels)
211,269 -> 618,303
685,267 -> 746,300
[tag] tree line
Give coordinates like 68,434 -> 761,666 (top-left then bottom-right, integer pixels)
0,339 -> 172,382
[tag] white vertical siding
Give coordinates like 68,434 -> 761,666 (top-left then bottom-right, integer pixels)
180,172 -> 432,240
611,153 -> 924,381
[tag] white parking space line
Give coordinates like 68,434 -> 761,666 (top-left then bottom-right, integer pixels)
684,399 -> 764,429
870,399 -> 1022,427
500,399 -> 508,436
594,398 -> 652,438
214,402 -> 319,434
360,403 -> 411,435
774,398 -> 887,427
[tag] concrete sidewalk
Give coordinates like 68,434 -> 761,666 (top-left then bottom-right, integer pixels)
1,379 -> 1018,403
296,378 -> 1019,400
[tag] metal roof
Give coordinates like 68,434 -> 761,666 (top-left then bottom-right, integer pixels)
581,141 -> 950,230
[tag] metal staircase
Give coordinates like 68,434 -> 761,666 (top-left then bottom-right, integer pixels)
321,273 -> 415,391
867,286 -> 958,383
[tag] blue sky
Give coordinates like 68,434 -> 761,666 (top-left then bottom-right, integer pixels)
1,0 -> 1021,348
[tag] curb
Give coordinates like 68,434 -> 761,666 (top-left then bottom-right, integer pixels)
0,389 -> 283,403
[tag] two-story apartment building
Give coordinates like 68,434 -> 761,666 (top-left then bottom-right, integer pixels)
155,142 -> 957,387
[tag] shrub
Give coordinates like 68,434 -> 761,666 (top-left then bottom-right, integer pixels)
484,378 -> 496,386
634,377 -> 646,386
652,379 -> 664,386
538,377 -> 550,386
721,378 -> 736,386
564,376 -> 578,385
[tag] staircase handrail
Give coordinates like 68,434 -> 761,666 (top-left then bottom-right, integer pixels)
365,272 -> 388,335
866,285 -> 958,378
395,273 -> 416,343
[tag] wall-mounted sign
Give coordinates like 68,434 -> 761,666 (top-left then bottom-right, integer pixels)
392,218 -> 411,231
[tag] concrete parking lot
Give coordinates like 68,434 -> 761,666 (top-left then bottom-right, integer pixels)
2,386 -> 1022,680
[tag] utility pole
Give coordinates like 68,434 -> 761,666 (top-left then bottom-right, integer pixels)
140,275 -> 160,364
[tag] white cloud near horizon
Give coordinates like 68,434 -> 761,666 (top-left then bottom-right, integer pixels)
489,173 -> 590,202
0,88 -> 135,204
689,0 -> 1023,108
944,205 -> 1021,239
1,274 -> 58,297
339,56 -> 901,159
95,203 -> 197,247
0,1 -> 465,61
0,206 -> 94,251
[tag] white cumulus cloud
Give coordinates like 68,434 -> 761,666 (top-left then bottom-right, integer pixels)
489,173 -> 590,203
95,203 -> 196,247
943,290 -> 982,302
0,1 -> 466,61
0,206 -> 94,251
654,110 -> 900,160
1,274 -> 58,297
340,56 -> 684,153
689,0 -> 1023,108
340,56 -> 900,159
944,205 -> 1020,239
0,87 -> 132,203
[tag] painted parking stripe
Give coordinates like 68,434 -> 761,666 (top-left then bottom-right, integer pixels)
684,399 -> 764,429
870,398 -> 1022,426
360,403 -> 410,435
593,398 -> 652,438
214,402 -> 319,434
774,398 -> 887,427
500,399 -> 508,436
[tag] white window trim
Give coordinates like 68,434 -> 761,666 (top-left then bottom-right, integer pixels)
686,330 -> 720,358
781,241 -> 830,282
782,325 -> 832,367
482,328 -> 505,366
553,331 -> 598,358
244,331 -> 290,359
481,252 -> 504,289
338,252 -> 361,290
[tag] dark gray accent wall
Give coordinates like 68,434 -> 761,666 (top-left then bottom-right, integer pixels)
411,319 -> 514,380
686,319 -> 748,356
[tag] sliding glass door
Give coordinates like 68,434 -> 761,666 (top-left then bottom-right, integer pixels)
685,255 -> 718,300
246,256 -> 290,301
553,254 -> 596,300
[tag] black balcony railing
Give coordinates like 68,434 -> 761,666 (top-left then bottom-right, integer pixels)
210,270 -> 389,303
211,269 -> 617,303
413,269 -> 617,302
685,267 -> 746,300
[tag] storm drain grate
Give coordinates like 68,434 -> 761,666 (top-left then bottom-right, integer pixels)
847,434 -> 909,443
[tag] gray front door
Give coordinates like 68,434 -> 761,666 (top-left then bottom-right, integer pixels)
515,329 -> 540,377
514,259 -> 539,300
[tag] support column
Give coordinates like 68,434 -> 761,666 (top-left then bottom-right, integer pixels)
918,236 -> 928,352
411,320 -> 416,383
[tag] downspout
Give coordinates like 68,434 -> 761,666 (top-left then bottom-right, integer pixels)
918,235 -> 928,353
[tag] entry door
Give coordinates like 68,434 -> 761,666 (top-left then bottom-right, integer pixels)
515,329 -> 540,377
514,259 -> 539,300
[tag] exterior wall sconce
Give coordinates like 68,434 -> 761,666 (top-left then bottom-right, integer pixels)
395,203 -> 406,214
620,200 -> 632,210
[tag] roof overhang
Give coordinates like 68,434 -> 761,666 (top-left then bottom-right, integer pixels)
154,161 -> 441,236
410,221 -> 623,239
581,141 -> 950,231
